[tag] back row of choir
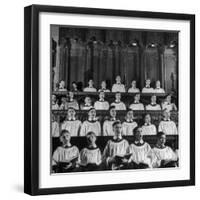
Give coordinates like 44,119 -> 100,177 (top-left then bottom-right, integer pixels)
52,92 -> 177,111
55,77 -> 167,93
52,107 -> 178,137
52,122 -> 178,173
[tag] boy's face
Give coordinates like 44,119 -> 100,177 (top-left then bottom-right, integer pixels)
113,123 -> 122,137
134,94 -> 140,101
131,81 -> 136,87
87,134 -> 96,144
101,81 -> 106,88
72,83 -> 77,88
68,109 -> 75,117
60,81 -> 65,88
52,95 -> 56,102
61,132 -> 71,144
146,79 -> 151,86
144,114 -> 151,123
85,97 -> 91,104
115,93 -> 121,100
134,128 -> 143,141
127,110 -> 134,119
151,95 -> 157,103
89,109 -> 96,118
163,111 -> 170,119
88,80 -> 93,86
110,108 -> 116,118
116,76 -> 121,83
166,95 -> 171,102
69,92 -> 74,98
158,134 -> 166,145
156,81 -> 160,88
99,92 -> 105,99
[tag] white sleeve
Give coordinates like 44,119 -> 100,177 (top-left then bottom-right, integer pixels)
103,121 -> 107,136
173,122 -> 178,135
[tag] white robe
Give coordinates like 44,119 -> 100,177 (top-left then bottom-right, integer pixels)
83,87 -> 97,92
111,84 -> 126,93
129,103 -> 144,110
141,123 -> 157,135
146,104 -> 161,110
94,100 -> 109,110
158,120 -> 178,135
141,87 -> 154,93
122,121 -> 138,136
79,147 -> 102,166
52,145 -> 79,165
103,119 -> 116,136
154,88 -> 165,93
80,120 -> 101,136
128,88 -> 140,93
61,120 -> 82,137
111,101 -> 126,110
151,146 -> 178,168
128,142 -> 152,167
103,138 -> 129,165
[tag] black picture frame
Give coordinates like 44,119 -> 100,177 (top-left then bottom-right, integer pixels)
24,4 -> 195,196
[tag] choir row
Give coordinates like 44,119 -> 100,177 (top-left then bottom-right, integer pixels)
52,122 -> 178,173
55,77 -> 167,93
52,92 -> 177,111
52,107 -> 178,137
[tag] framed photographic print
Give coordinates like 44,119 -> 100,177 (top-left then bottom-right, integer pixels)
24,4 -> 195,195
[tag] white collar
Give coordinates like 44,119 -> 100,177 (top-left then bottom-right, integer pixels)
163,118 -> 171,121
68,117 -> 76,121
113,135 -> 122,140
144,122 -> 151,126
134,139 -> 144,144
126,119 -> 134,123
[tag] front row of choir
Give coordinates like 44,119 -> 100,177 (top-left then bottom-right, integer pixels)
52,121 -> 178,173
52,107 -> 178,137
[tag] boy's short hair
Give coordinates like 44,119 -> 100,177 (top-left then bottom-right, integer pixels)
157,131 -> 165,138
67,107 -> 75,111
88,107 -> 95,113
60,129 -> 70,137
133,126 -> 140,135
127,108 -> 133,113
112,120 -> 121,127
86,131 -> 96,137
109,105 -> 116,111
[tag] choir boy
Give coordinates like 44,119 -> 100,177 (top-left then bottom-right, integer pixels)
141,114 -> 157,135
103,121 -> 130,170
98,80 -> 110,92
80,96 -> 93,110
80,108 -> 101,136
142,78 -> 154,93
83,79 -> 97,92
52,130 -> 79,173
103,106 -> 118,136
154,80 -> 165,93
146,95 -> 161,110
111,92 -> 126,110
94,91 -> 110,110
79,132 -> 102,171
151,132 -> 178,168
52,94 -> 59,110
58,80 -> 67,91
61,107 -> 82,137
65,91 -> 79,110
122,109 -> 138,136
59,96 -> 68,110
128,126 -> 152,168
128,80 -> 140,93
129,93 -> 145,110
111,75 -> 126,93
158,110 -> 178,135
161,94 -> 177,111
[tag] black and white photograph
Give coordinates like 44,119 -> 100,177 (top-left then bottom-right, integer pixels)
51,25 -> 179,174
